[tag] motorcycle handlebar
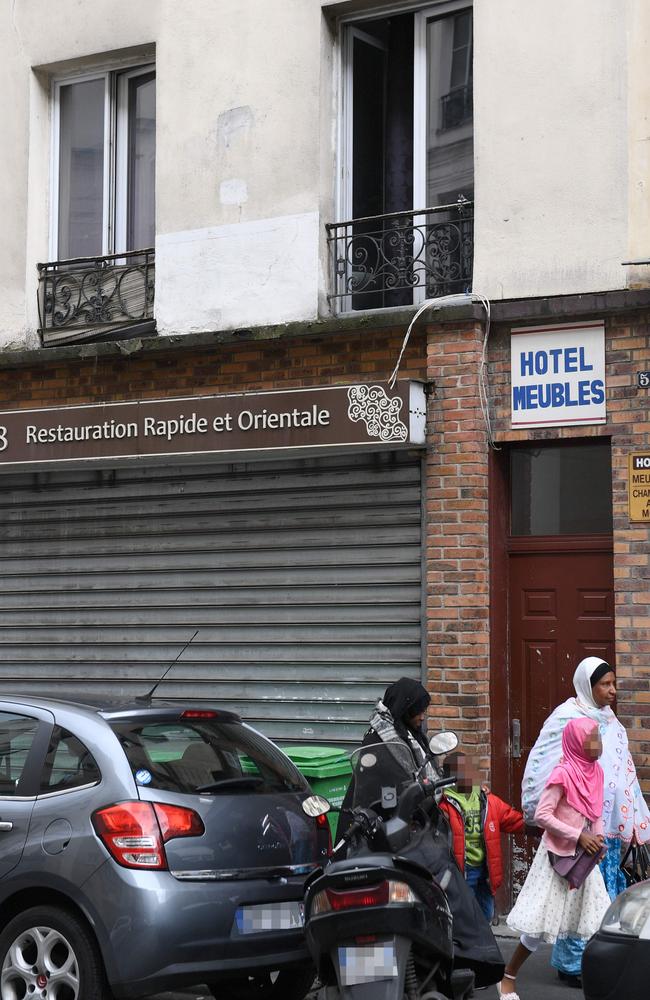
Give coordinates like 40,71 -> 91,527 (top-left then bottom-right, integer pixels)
425,776 -> 457,793
334,807 -> 378,849
337,776 -> 457,849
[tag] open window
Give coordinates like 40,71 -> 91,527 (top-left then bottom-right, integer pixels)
329,2 -> 473,311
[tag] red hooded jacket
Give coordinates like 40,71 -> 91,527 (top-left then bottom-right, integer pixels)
439,789 -> 524,893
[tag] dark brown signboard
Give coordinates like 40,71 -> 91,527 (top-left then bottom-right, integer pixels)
0,382 -> 425,469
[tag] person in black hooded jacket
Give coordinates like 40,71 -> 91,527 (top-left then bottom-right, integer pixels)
337,677 -> 505,990
364,676 -> 439,776
337,678 -> 438,830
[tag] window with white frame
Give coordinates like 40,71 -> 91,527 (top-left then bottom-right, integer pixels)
332,2 -> 473,310
52,65 -> 155,260
341,2 -> 472,218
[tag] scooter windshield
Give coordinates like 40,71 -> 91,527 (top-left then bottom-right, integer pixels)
349,741 -> 416,814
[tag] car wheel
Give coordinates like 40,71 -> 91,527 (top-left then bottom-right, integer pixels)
0,905 -> 110,1000
209,965 -> 316,1000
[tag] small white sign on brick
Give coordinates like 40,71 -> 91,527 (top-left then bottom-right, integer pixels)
511,321 -> 606,429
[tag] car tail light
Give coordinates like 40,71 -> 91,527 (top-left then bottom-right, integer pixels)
310,879 -> 418,916
315,812 -> 333,855
93,802 -> 165,869
92,801 -> 204,870
181,710 -> 217,719
153,802 -> 205,841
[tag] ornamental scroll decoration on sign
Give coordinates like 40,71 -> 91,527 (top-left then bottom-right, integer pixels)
347,385 -> 408,443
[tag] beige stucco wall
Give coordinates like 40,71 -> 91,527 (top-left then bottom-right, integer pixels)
0,2 -> 31,348
6,0 -> 326,347
0,0 -> 647,349
626,0 -> 650,288
473,0 -> 629,299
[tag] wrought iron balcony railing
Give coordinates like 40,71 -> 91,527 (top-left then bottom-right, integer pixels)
37,248 -> 155,347
326,200 -> 473,311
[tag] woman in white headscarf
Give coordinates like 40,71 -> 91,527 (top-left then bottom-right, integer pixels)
521,656 -> 650,984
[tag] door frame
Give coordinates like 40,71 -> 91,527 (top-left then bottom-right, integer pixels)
489,447 -> 510,905
489,450 -> 510,785
489,445 -> 614,903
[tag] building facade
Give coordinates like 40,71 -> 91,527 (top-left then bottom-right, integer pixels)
1,0 -> 650,896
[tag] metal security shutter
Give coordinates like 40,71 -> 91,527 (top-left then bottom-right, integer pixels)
0,452 -> 422,744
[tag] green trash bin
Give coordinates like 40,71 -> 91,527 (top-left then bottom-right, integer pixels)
282,745 -> 352,840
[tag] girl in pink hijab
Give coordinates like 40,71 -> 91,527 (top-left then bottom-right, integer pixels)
497,718 -> 611,1000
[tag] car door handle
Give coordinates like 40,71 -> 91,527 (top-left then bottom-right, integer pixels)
0,821 -> 13,832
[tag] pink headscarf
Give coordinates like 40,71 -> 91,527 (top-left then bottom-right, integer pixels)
546,717 -> 604,823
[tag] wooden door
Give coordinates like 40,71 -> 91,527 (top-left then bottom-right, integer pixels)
507,536 -> 614,891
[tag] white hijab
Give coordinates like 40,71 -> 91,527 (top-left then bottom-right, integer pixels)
521,656 -> 650,843
573,656 -> 613,718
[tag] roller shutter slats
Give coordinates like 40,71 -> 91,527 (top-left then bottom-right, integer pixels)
0,453 -> 421,744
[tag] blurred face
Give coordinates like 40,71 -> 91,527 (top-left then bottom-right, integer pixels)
455,754 -> 480,792
583,727 -> 602,761
406,709 -> 426,732
592,671 -> 616,708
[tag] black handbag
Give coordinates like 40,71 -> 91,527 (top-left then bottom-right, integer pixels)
620,841 -> 650,886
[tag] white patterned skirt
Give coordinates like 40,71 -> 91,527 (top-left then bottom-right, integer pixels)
506,841 -> 611,944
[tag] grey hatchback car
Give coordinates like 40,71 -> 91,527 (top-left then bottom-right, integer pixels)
0,695 -> 330,999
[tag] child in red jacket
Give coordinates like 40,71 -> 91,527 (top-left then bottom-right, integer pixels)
439,750 -> 524,921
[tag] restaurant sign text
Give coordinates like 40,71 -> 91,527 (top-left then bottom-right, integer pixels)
0,382 -> 426,469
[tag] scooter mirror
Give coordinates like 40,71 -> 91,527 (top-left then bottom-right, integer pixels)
428,731 -> 458,755
302,794 -> 331,818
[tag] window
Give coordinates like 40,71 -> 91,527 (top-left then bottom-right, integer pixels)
333,3 -> 473,310
110,719 -> 306,795
39,727 -> 101,793
0,713 -> 39,795
52,65 -> 155,259
342,3 -> 473,220
510,442 -> 613,536
425,7 -> 473,203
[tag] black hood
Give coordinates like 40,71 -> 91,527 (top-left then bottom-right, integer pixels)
383,677 -> 431,725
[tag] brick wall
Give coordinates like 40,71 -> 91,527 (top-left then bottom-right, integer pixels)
488,310 -> 650,787
0,327 -> 427,408
424,321 -> 492,772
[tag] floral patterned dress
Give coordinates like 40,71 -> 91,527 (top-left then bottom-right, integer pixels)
507,840 -> 611,944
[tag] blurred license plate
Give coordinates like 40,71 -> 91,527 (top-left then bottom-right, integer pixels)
338,942 -> 398,986
235,901 -> 304,934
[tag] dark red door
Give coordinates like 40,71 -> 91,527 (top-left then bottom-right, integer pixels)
507,536 -> 614,891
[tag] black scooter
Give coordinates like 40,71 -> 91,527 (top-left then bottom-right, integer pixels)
303,739 -> 484,1000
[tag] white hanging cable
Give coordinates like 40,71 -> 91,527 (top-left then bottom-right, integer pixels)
387,291 -> 498,450
472,291 -> 498,450
388,293 -> 472,390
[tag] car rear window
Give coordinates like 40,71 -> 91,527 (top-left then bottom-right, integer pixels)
109,718 -> 306,795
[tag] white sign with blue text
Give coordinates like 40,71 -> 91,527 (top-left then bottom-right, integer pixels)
511,321 -> 606,429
